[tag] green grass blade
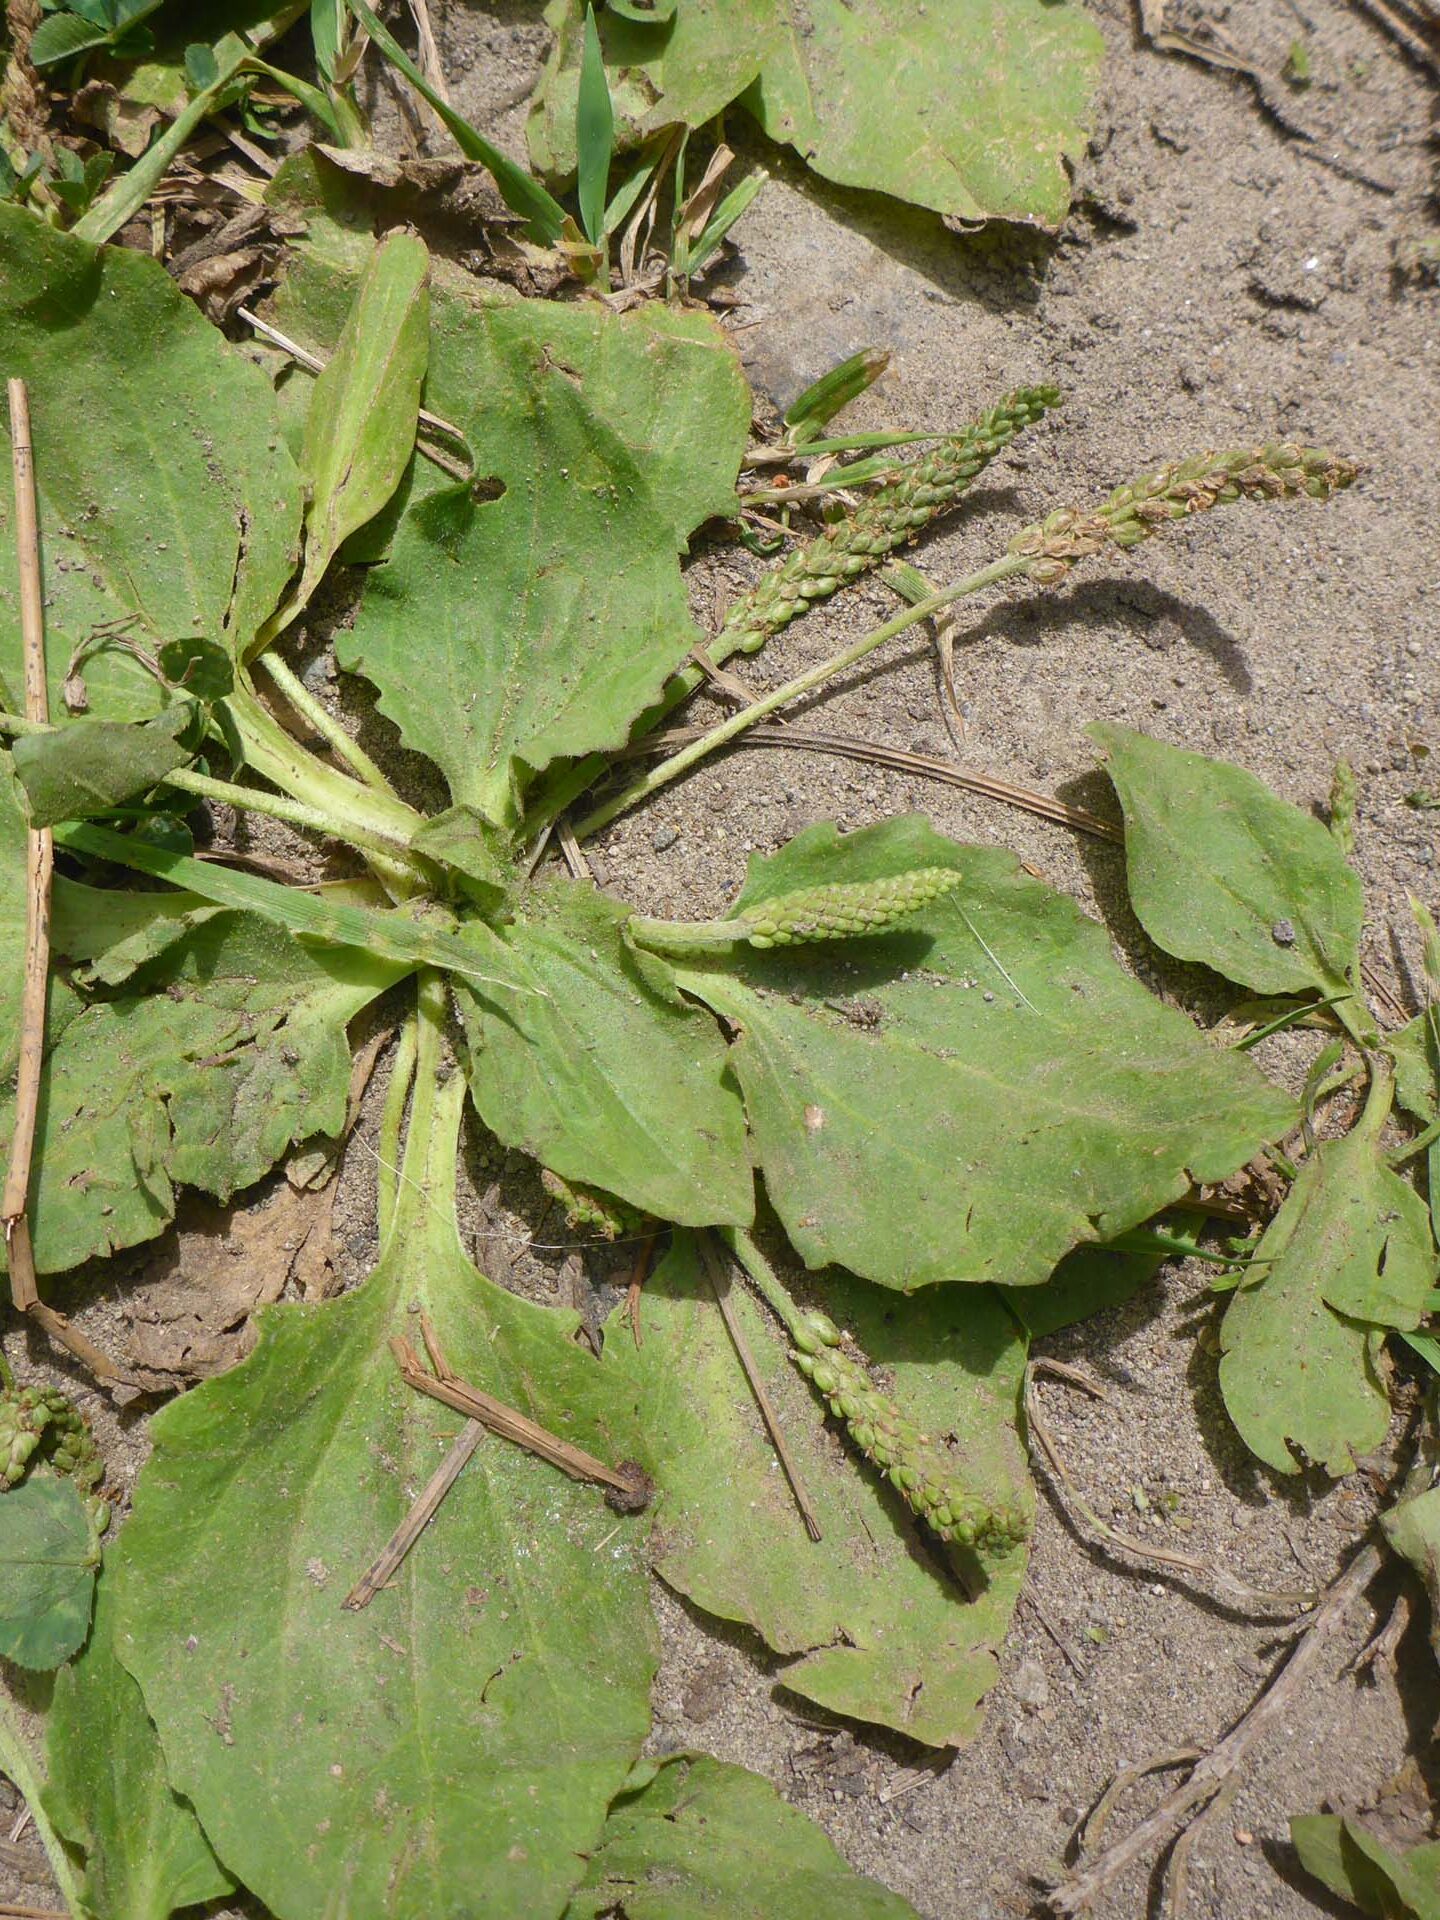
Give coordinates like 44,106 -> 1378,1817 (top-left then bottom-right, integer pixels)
55,823 -> 541,996
687,168 -> 767,276
575,5 -> 614,247
346,0 -> 567,244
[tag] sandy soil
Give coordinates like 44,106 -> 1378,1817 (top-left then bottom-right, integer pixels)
6,2 -> 1439,1916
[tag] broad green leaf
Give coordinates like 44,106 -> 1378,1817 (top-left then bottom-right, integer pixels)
268,228 -> 749,824
44,1572 -> 234,1920
1382,1485 -> 1440,1665
49,881 -> 218,985
10,709 -> 195,827
0,206 -> 303,717
565,1753 -> 921,1920
0,910 -> 402,1275
1004,1245 -> 1162,1341
456,880 -> 751,1228
1392,1013 -> 1439,1125
1217,1097 -> 1435,1475
606,1237 -> 1030,1747
274,229 -> 430,637
112,1034 -> 657,1920
1291,1815 -> 1440,1920
673,818 -> 1294,1292
529,0 -> 1103,229
1090,723 -> 1364,1001
0,1474 -> 97,1669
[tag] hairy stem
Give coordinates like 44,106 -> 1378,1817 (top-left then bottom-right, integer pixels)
574,554 -> 1025,839
254,654 -> 401,800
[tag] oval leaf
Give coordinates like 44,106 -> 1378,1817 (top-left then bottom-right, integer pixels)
1090,722 -> 1364,1000
0,1474 -> 97,1670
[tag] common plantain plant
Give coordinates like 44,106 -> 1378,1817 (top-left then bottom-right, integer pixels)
0,160 -> 1405,1920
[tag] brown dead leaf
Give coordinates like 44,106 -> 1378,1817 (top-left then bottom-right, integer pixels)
124,1177 -> 336,1379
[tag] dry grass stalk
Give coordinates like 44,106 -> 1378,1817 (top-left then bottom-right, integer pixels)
699,1234 -> 823,1542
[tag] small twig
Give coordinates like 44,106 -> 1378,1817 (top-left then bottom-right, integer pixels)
698,1234 -> 822,1542
1349,1583 -> 1412,1678
556,816 -> 592,883
1025,1362 -> 1313,1613
406,0 -> 452,103
1165,1774 -> 1239,1920
3,379 -> 49,1315
1077,1747 -> 1204,1852
344,1419 -> 484,1608
624,1232 -> 656,1348
392,1335 -> 650,1506
3,383 -> 138,1389
1043,1535 -> 1383,1915
625,724 -> 1122,841
1022,1587 -> 1089,1679
1346,0 -> 1440,74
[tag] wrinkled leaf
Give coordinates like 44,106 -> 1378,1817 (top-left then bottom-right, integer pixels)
44,1572 -> 235,1920
269,230 -> 749,824
1217,1097 -> 1435,1475
529,0 -> 1102,228
1291,1815 -> 1440,1920
565,1753 -> 920,1920
456,879 -> 751,1228
0,205 -> 302,717
0,910 -> 402,1276
0,1474 -> 97,1670
1091,723 -> 1364,1001
673,817 -> 1294,1291
10,708 -> 195,827
606,1236 -> 1030,1747
112,1051 -> 656,1920
274,228 -> 430,635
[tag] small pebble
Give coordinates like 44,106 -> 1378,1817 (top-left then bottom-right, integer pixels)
652,826 -> 679,852
1235,1829 -> 1254,1846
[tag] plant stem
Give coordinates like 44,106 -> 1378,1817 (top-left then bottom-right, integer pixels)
0,1694 -> 85,1920
573,553 -> 1025,840
163,765 -> 412,864
377,1011 -> 419,1250
223,680 -> 424,895
0,708 -> 418,872
723,1227 -> 808,1342
252,655 -> 401,800
72,31 -> 254,247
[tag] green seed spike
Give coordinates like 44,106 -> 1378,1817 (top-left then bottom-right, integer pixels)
790,1339 -> 1028,1552
0,1383 -> 105,1509
723,1231 -> 1028,1556
719,385 -> 1061,662
1006,442 -> 1361,585
631,865 -> 962,957
540,1168 -> 651,1242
